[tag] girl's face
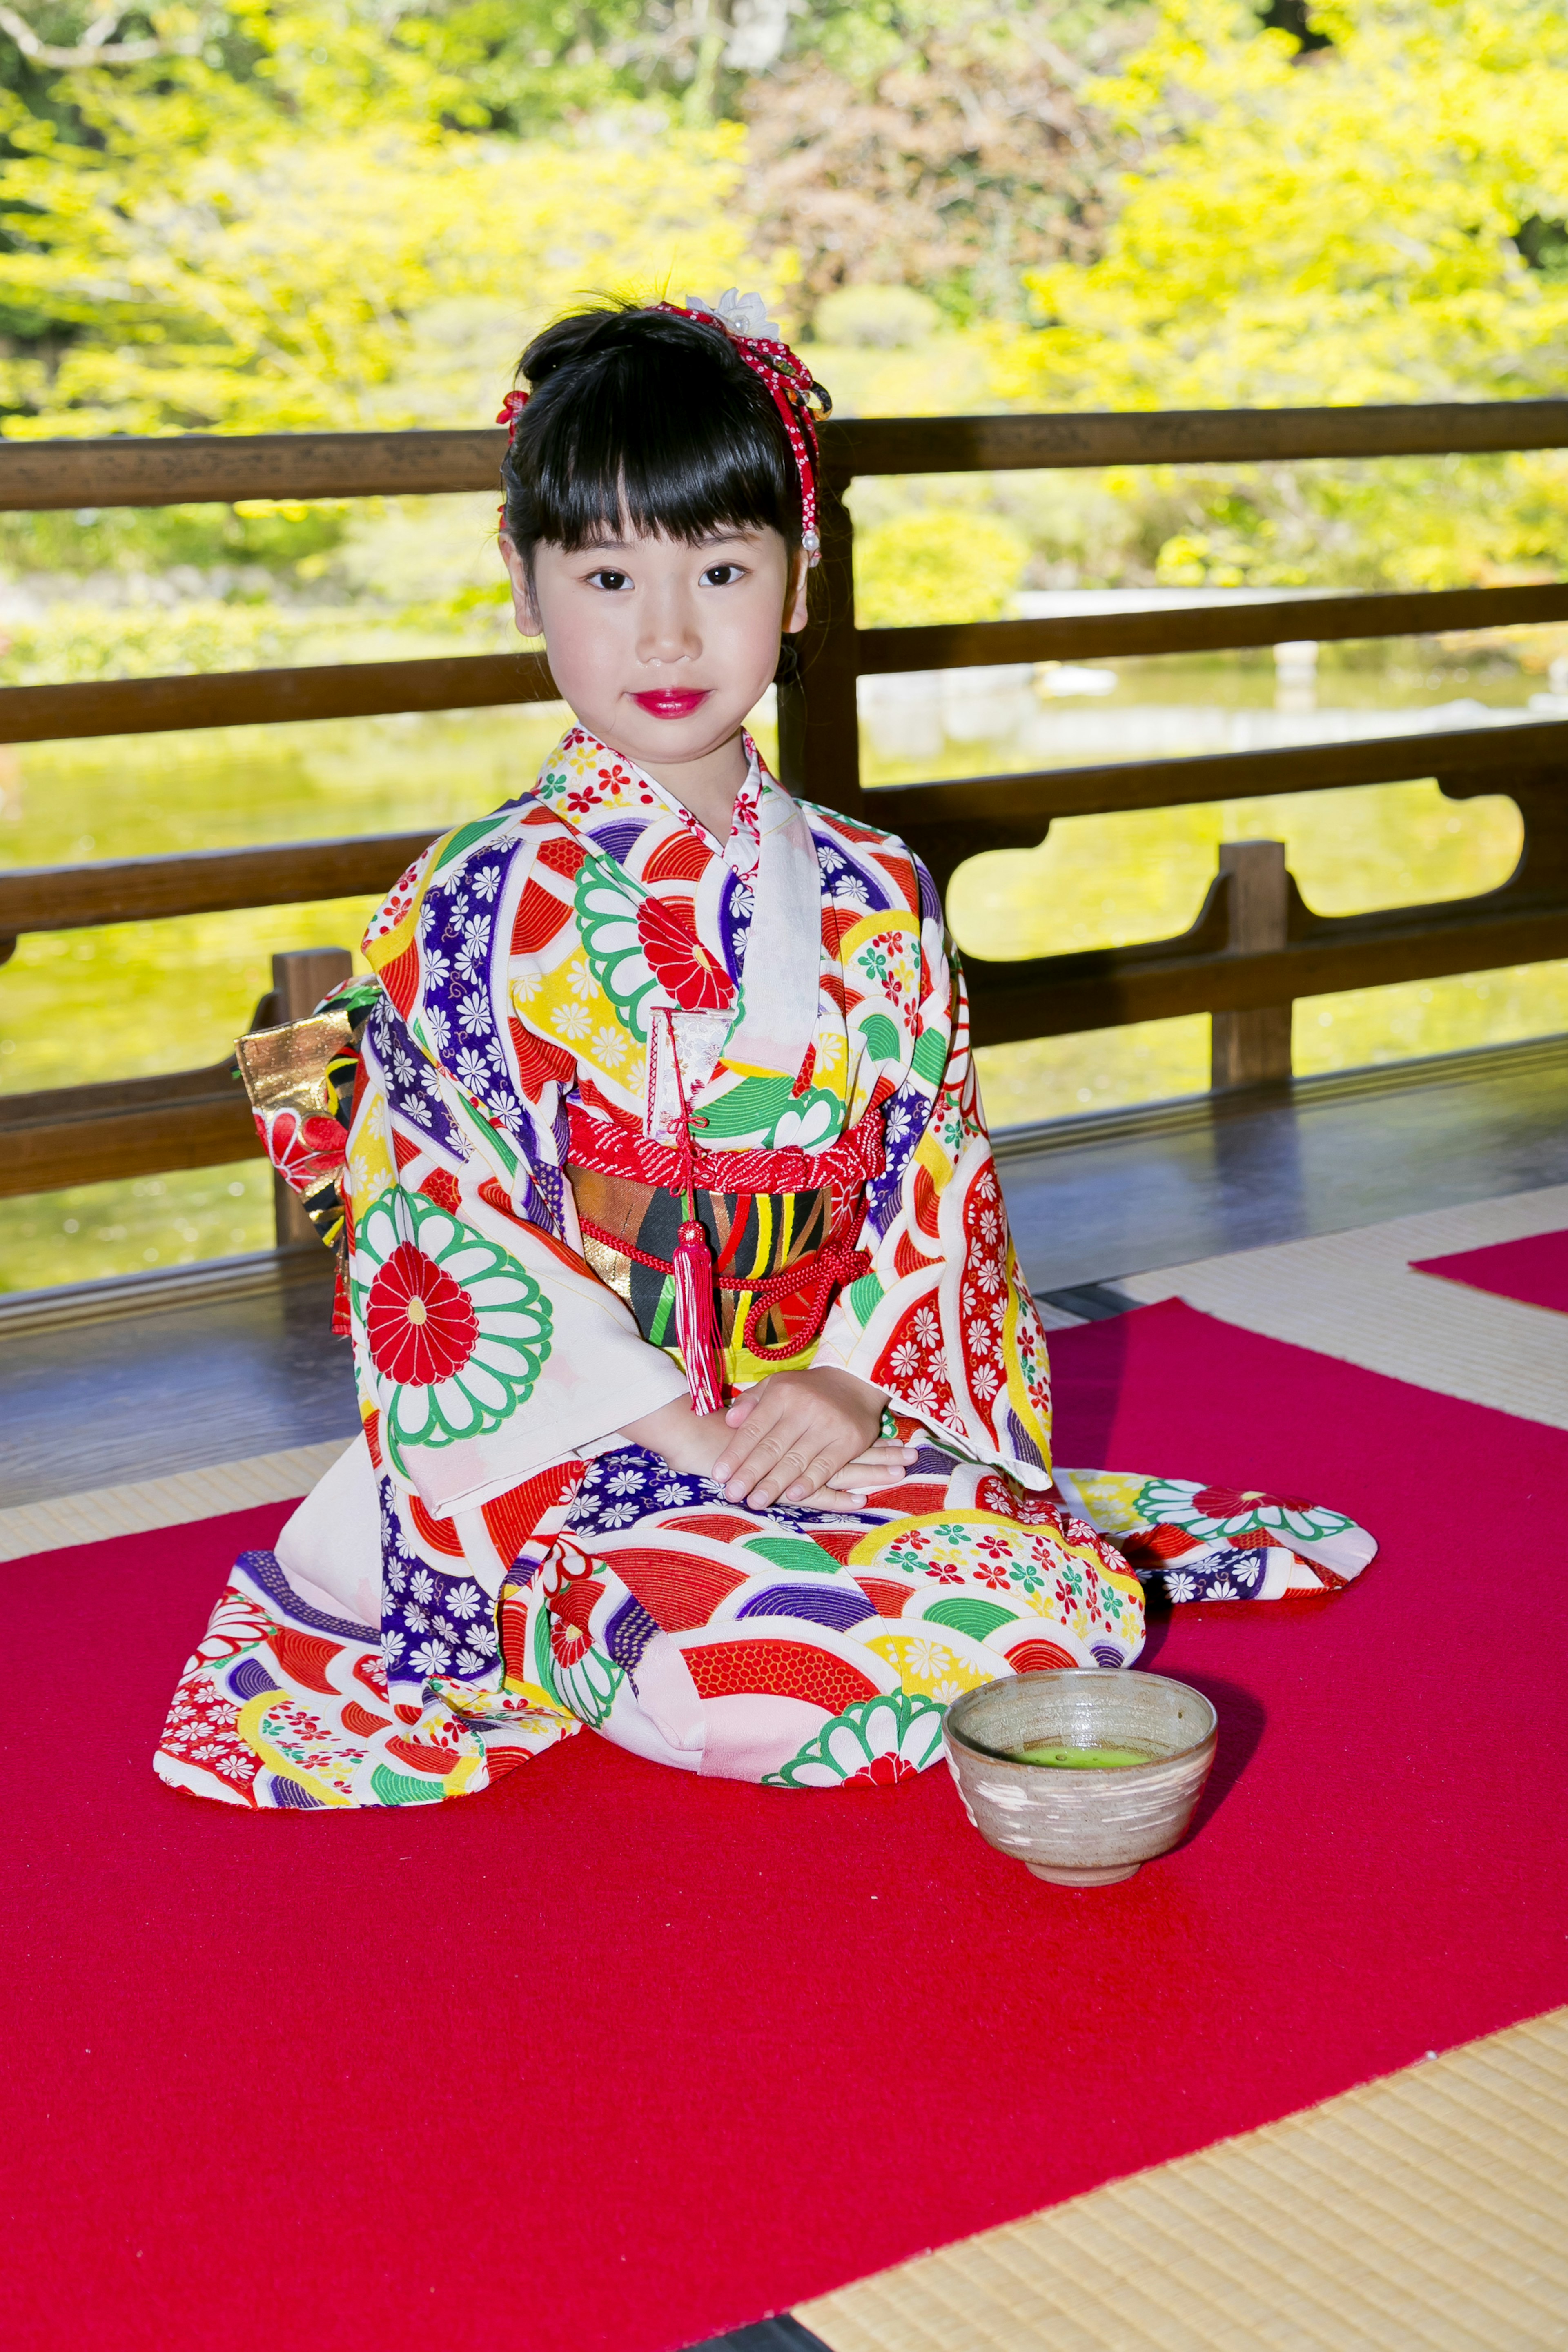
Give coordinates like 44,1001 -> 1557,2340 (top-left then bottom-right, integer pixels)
501,523 -> 808,789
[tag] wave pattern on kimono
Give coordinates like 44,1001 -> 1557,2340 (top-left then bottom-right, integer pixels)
156,727 -> 1376,1809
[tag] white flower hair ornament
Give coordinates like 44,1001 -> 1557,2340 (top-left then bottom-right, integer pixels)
684,287 -> 782,342
658,287 -> 833,564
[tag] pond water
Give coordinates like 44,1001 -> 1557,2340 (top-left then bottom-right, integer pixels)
2,639 -> 1562,1292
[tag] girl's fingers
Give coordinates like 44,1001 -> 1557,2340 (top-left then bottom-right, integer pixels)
713,1383 -> 797,1485
712,1413 -> 775,1485
713,1381 -> 893,1509
790,1442 -> 919,1508
784,1444 -> 845,1504
747,1433 -> 822,1507
746,1418 -> 844,1508
727,1399 -> 824,1501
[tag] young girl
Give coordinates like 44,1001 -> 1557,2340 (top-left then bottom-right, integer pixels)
156,296 -> 1373,1809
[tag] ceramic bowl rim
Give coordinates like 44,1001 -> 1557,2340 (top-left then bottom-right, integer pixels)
944,1667 -> 1218,1773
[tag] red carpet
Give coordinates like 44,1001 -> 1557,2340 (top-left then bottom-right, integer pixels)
4,1298 -> 1566,2352
1411,1225 -> 1568,1312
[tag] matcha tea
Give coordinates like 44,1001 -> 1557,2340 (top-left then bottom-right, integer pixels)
1009,1741 -> 1153,1770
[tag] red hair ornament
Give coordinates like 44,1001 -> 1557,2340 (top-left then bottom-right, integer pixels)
657,291 -> 831,564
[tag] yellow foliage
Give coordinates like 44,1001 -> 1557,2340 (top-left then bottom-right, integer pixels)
854,507 -> 1029,627
998,0 -> 1568,413
0,111 -> 770,436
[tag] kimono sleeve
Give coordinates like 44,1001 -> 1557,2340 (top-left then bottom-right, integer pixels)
810,917 -> 1056,1488
348,809 -> 689,1519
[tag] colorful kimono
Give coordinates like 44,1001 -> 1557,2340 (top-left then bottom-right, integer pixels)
156,728 -> 1374,1809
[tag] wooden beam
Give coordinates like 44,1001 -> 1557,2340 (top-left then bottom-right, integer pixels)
831,402 -> 1568,474
778,485 -> 863,815
860,583 -> 1568,676
877,717 -> 1568,834
8,403 -> 1568,513
0,1060 -> 260,1197
0,831 -> 435,934
964,898 -> 1568,1046
0,428 -> 508,510
8,878 -> 1566,1199
0,649 -> 557,745
5,719 -> 1564,942
1210,840 -> 1292,1087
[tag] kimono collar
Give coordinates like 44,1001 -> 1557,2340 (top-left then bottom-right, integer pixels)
535,724 -> 765,881
534,724 -> 822,1086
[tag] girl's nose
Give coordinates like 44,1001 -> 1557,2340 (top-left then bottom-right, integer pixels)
637,582 -> 701,666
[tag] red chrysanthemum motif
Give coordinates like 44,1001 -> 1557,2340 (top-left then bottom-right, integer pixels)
549,1619 -> 593,1668
635,893 -> 735,1012
848,1753 -> 921,1786
1193,1484 -> 1309,1518
365,1242 -> 478,1385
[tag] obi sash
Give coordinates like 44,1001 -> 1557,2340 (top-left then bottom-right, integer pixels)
565,1103 -> 885,1380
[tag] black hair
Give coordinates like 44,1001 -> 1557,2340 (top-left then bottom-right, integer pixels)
499,302 -> 824,574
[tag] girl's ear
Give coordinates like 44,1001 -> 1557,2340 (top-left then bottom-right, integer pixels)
499,532 -> 544,639
783,545 -> 811,635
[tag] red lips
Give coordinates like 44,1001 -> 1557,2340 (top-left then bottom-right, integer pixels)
631,689 -> 709,718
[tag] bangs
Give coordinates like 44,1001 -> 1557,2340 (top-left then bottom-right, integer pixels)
501,308 -> 802,559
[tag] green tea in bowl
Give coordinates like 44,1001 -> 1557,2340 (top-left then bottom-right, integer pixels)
1009,1741 -> 1154,1770
944,1669 -> 1218,1886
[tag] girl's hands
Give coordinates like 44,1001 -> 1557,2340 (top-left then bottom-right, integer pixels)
619,1395 -> 732,1481
713,1369 -> 898,1510
621,1374 -> 915,1511
784,1436 -> 918,1511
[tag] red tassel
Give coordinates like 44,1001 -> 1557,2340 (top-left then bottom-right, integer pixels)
672,1218 -> 724,1416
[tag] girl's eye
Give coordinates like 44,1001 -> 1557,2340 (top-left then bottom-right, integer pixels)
701,563 -> 744,587
587,569 -> 630,591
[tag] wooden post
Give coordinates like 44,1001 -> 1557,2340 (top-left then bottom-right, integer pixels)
777,479 -> 864,818
269,944 -> 352,1249
1210,840 -> 1293,1089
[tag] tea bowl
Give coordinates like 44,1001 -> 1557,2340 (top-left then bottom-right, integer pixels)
944,1669 -> 1218,1887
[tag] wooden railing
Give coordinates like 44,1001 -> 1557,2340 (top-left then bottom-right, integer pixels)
3,401 -> 1568,1227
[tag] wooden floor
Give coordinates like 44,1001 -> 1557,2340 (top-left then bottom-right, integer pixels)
997,1031 -> 1568,1293
1,1263 -> 355,1508
4,1031 -> 1565,1512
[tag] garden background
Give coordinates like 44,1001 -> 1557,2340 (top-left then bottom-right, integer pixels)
2,0 -> 1567,1286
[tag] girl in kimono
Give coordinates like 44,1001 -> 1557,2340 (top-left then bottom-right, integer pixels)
157,294 -> 1373,1810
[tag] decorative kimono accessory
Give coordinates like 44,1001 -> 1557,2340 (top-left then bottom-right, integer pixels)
566,1048 -> 884,1413
235,972 -> 381,1334
664,1008 -> 723,1414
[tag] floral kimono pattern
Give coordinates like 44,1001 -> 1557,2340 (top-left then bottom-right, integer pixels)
156,728 -> 1375,1809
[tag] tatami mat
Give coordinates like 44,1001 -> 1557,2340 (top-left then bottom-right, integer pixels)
796,2005 -> 1568,2352
0,1440 -> 350,1562
1116,1185 -> 1568,1428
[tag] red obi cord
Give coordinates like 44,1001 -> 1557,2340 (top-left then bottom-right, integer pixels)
567,1081 -> 885,1406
